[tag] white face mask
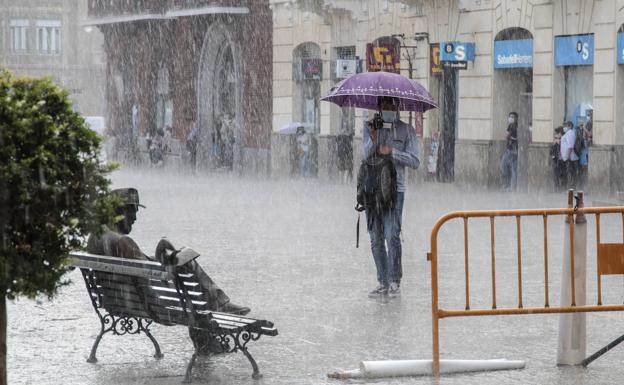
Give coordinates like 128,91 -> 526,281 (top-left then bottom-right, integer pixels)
382,110 -> 397,123
508,116 -> 515,124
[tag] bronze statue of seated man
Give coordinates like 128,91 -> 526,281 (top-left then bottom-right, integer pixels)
87,187 -> 250,353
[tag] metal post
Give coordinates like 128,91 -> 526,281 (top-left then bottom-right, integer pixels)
557,190 -> 588,365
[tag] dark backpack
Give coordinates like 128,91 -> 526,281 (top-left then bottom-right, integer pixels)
354,155 -> 397,247
573,127 -> 585,157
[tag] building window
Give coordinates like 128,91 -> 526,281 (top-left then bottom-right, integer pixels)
10,19 -> 28,53
336,46 -> 356,60
36,20 -> 61,54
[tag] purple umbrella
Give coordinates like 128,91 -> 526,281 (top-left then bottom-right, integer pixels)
321,71 -> 437,112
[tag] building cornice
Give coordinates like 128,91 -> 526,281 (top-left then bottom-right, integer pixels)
81,5 -> 249,26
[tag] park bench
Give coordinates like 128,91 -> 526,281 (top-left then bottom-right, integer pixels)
69,249 -> 278,383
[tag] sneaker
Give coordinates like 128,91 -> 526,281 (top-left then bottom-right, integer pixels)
368,285 -> 388,297
388,282 -> 401,297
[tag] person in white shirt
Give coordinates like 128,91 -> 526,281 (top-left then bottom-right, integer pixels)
560,121 -> 579,189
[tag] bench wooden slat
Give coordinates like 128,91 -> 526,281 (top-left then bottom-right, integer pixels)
146,294 -> 208,308
145,285 -> 203,297
103,304 -> 152,319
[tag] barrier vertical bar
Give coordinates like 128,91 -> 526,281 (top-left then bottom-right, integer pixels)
569,211 -> 576,307
596,213 -> 602,305
490,216 -> 497,309
543,215 -> 550,308
516,216 -> 523,308
430,231 -> 440,376
464,217 -> 470,310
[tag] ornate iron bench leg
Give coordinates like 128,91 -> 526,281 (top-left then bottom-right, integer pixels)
182,351 -> 199,384
87,327 -> 105,363
143,328 -> 164,359
241,347 -> 262,380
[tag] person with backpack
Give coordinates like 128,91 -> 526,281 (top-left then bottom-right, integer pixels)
560,121 -> 579,189
360,96 -> 420,298
499,112 -> 518,191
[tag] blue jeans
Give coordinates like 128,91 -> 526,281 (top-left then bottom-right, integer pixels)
500,149 -> 518,190
299,152 -> 309,177
366,192 -> 405,286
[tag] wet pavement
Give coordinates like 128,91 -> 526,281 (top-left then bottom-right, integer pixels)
9,169 -> 624,384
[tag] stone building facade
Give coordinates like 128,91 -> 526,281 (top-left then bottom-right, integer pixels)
270,0 -> 624,194
0,0 -> 106,116
87,0 -> 273,174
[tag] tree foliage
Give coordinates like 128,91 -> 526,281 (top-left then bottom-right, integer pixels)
0,70 -> 118,299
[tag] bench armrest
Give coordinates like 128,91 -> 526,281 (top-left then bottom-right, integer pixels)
173,247 -> 200,267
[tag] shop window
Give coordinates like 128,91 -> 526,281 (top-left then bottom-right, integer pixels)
36,20 -> 61,54
10,19 -> 28,53
332,46 -> 357,81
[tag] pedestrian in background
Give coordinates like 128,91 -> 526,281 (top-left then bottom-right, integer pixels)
296,126 -> 310,177
578,122 -> 590,189
186,124 -> 199,174
550,126 -> 565,191
560,121 -> 578,189
337,119 -> 354,183
500,112 -> 518,191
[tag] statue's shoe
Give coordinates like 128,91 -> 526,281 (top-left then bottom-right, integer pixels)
217,302 -> 251,316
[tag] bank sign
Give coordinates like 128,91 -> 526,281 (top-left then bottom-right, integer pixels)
554,34 -> 594,66
618,32 -> 624,64
494,39 -> 533,68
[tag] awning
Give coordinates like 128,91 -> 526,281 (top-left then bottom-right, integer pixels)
80,6 -> 249,27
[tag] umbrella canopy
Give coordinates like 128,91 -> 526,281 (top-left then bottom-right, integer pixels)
277,122 -> 314,135
321,71 -> 437,112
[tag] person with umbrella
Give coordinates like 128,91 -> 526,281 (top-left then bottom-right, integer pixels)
362,96 -> 420,297
321,71 -> 437,298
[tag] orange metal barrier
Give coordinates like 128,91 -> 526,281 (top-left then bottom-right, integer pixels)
427,200 -> 624,376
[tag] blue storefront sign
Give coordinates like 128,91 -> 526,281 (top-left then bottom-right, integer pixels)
494,39 -> 533,68
554,34 -> 594,66
618,32 -> 624,64
439,41 -> 475,62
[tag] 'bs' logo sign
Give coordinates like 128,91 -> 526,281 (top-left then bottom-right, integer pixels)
444,43 -> 467,60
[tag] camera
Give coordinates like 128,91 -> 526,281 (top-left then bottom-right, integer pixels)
370,113 -> 384,131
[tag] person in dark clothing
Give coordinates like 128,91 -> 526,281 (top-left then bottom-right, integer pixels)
550,126 -> 565,191
500,112 -> 518,191
87,188 -> 250,353
585,109 -> 593,146
186,125 -> 199,173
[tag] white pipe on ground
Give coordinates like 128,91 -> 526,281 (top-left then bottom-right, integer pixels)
327,359 -> 526,379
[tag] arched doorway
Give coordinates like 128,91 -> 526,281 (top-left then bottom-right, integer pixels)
155,62 -> 172,133
493,27 -> 533,190
197,21 -> 243,171
293,42 -> 321,176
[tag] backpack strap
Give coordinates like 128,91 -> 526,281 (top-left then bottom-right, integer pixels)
356,212 -> 360,248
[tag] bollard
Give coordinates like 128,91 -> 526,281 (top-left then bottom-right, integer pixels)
557,190 -> 588,365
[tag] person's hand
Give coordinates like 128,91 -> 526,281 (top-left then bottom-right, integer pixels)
378,145 -> 393,155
